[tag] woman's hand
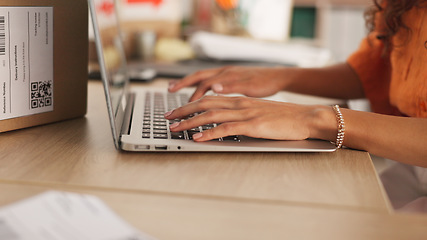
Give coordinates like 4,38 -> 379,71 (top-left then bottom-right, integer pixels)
164,95 -> 337,142
168,66 -> 290,102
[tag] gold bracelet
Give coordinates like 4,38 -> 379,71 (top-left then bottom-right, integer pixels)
332,105 -> 345,149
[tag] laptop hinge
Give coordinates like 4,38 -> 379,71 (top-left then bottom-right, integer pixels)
121,93 -> 135,136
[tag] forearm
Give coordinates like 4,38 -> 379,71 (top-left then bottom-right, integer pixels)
313,107 -> 427,167
344,110 -> 427,167
282,63 -> 365,100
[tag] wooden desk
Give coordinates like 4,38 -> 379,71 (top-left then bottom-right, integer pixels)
1,181 -> 427,240
0,80 -> 389,214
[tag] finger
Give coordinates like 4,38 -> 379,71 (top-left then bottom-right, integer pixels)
192,122 -> 249,142
165,96 -> 232,119
189,83 -> 215,102
169,109 -> 253,132
168,68 -> 224,92
188,75 -> 229,102
165,96 -> 253,120
189,70 -> 237,102
211,81 -> 246,95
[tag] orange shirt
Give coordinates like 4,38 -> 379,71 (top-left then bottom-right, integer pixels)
347,5 -> 427,117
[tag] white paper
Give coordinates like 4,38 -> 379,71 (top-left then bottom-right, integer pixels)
0,191 -> 155,240
0,7 -> 54,121
190,31 -> 332,68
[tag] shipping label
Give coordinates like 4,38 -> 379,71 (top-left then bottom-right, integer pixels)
0,7 -> 53,120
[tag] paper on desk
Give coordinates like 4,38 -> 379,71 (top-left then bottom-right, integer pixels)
190,31 -> 332,68
0,191 -> 155,240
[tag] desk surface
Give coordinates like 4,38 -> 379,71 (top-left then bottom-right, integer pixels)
0,80 -> 389,213
1,182 -> 427,240
1,79 -> 426,238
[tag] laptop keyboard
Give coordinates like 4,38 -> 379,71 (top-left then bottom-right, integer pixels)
142,92 -> 239,142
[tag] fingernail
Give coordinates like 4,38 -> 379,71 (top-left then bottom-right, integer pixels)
164,110 -> 173,118
192,132 -> 203,140
169,122 -> 180,129
212,83 -> 223,93
168,81 -> 176,90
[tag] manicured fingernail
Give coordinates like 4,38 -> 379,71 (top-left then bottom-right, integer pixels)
212,83 -> 223,93
192,132 -> 203,140
168,81 -> 176,90
169,122 -> 180,128
164,110 -> 173,118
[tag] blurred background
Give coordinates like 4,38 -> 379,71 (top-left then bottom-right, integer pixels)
88,0 -> 371,66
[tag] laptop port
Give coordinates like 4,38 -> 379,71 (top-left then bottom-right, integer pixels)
135,145 -> 150,150
155,145 -> 168,150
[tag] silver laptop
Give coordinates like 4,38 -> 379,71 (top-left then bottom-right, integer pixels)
88,0 -> 336,152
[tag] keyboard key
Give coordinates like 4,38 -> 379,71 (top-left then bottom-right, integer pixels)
154,134 -> 168,139
153,118 -> 165,122
187,131 -> 200,140
202,125 -> 214,130
153,129 -> 168,134
171,132 -> 185,139
222,136 -> 240,142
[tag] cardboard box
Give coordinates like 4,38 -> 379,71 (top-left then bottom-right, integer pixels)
0,0 -> 88,132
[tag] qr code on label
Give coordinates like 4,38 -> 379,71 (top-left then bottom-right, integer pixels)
31,81 -> 53,109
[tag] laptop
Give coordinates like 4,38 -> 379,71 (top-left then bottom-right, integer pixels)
88,0 -> 336,152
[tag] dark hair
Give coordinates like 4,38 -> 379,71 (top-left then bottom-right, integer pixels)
365,0 -> 426,51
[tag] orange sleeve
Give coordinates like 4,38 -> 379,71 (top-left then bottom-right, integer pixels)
347,33 -> 402,115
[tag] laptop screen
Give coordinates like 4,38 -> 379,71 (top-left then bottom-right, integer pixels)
89,0 -> 130,147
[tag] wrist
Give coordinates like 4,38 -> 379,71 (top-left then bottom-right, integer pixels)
276,67 -> 301,91
306,105 -> 337,142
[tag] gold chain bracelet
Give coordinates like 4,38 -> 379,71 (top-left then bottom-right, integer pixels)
332,105 -> 345,149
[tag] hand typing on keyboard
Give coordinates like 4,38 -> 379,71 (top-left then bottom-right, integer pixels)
168,66 -> 288,102
164,95 -> 336,143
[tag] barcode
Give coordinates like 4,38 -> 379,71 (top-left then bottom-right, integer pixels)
0,16 -> 5,56
31,80 -> 53,109
0,219 -> 21,240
